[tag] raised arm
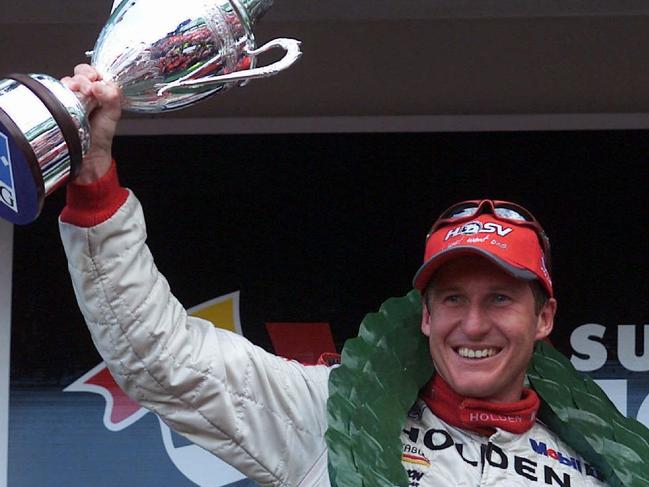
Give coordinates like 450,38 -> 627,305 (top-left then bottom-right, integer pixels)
59,66 -> 331,487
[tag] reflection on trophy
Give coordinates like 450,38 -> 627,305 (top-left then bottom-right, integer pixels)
0,0 -> 301,224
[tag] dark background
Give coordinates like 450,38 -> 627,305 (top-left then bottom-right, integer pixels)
10,130 -> 649,384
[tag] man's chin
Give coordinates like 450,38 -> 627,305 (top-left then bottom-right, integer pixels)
452,384 -> 495,400
446,375 -> 506,401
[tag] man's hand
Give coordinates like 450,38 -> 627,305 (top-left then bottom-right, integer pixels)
61,64 -> 122,184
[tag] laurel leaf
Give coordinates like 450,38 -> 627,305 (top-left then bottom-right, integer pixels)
326,290 -> 433,487
531,340 -> 649,487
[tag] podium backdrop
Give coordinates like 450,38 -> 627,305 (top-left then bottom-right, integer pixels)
6,130 -> 649,486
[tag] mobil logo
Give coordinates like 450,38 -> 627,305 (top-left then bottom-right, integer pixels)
65,290 -> 337,486
0,132 -> 18,213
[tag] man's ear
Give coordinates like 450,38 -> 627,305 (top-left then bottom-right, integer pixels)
421,300 -> 432,337
535,297 -> 557,340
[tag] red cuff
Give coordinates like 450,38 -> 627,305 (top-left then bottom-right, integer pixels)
60,161 -> 129,227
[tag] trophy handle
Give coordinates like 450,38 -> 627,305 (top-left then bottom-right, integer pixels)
157,38 -> 302,96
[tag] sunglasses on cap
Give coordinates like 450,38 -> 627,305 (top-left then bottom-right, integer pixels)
428,200 -> 552,273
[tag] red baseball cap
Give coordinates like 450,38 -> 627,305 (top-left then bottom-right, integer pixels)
412,213 -> 553,297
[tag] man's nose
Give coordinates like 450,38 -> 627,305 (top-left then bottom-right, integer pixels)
460,303 -> 490,338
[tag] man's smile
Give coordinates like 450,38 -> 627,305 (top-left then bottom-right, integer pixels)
455,346 -> 502,359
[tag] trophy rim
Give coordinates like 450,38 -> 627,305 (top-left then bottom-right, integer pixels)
0,103 -> 44,224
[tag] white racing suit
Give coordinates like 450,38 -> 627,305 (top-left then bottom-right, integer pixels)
59,188 -> 608,487
401,400 -> 607,486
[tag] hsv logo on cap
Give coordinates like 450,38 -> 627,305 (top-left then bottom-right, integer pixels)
413,214 -> 553,297
444,220 -> 513,240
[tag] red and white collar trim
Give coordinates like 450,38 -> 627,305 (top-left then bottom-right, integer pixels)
420,374 -> 540,437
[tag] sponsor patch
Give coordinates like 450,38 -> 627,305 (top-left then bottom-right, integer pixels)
529,438 -> 602,479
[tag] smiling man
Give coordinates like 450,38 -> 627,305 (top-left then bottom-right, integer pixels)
421,256 -> 554,403
58,66 -> 611,486
415,201 -> 556,405
396,201 -> 609,486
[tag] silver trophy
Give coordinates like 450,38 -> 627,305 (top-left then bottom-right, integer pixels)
0,0 -> 301,225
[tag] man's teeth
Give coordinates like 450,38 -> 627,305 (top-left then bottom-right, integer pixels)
457,347 -> 498,359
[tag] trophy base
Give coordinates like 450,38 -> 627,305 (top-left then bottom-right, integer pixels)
0,106 -> 44,225
0,73 -> 88,225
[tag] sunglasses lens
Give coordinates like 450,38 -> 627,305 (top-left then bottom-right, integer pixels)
493,207 -> 529,222
446,205 -> 479,219
446,203 -> 531,222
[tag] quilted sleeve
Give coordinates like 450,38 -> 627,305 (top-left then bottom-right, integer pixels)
59,190 -> 331,487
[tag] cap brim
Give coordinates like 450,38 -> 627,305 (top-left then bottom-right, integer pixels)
412,246 -> 538,291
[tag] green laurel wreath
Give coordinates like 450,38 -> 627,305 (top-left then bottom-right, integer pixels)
528,341 -> 649,487
325,291 -> 649,487
325,290 -> 434,487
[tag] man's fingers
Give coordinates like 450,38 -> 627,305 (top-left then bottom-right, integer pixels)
63,74 -> 93,96
61,75 -> 91,96
73,64 -> 102,81
60,76 -> 78,91
61,70 -> 122,136
91,82 -> 122,121
91,81 -> 119,103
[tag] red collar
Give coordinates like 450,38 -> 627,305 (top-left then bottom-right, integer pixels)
420,374 -> 540,436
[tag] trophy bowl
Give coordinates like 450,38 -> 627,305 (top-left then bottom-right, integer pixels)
0,0 -> 301,224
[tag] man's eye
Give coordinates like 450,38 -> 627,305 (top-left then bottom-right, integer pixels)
493,294 -> 511,304
444,295 -> 461,304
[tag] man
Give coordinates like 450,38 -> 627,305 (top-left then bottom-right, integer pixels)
59,65 -> 609,486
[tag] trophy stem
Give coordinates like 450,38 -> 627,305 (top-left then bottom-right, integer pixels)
237,0 -> 273,24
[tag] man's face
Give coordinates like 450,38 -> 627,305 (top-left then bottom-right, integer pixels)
421,255 -> 556,403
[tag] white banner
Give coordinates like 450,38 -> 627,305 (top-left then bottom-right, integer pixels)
0,218 -> 12,487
